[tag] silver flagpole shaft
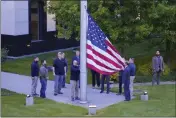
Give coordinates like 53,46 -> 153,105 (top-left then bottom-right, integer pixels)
80,0 -> 87,103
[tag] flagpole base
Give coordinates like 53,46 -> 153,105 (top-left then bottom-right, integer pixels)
80,100 -> 88,104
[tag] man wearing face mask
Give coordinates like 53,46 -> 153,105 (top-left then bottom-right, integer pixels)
152,51 -> 164,85
39,59 -> 49,98
31,56 -> 39,96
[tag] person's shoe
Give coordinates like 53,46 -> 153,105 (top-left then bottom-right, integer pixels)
106,91 -> 109,94
116,93 -> 122,95
100,91 -> 104,93
124,100 -> 130,101
75,97 -> 80,100
32,93 -> 39,97
71,98 -> 74,101
40,96 -> 46,98
58,92 -> 63,94
92,86 -> 95,89
54,93 -> 58,96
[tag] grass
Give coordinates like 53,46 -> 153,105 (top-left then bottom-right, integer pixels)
1,84 -> 175,117
1,40 -> 176,83
1,89 -> 87,117
1,50 -> 92,84
97,84 -> 176,117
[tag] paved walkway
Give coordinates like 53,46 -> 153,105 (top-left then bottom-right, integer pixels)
1,72 -> 125,110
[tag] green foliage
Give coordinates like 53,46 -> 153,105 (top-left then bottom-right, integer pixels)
137,62 -> 170,76
47,0 -> 153,51
148,1 -> 176,49
1,48 -> 9,63
47,1 -> 80,40
110,72 -> 119,81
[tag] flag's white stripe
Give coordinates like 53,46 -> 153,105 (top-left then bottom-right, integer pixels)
87,49 -> 120,70
87,58 -> 116,73
107,47 -> 125,66
87,40 -> 123,68
105,37 -> 125,65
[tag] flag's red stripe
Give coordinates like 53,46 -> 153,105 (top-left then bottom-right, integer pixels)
87,44 -> 122,69
87,63 -> 117,75
87,54 -> 117,72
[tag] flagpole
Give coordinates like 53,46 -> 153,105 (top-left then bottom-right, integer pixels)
80,0 -> 87,103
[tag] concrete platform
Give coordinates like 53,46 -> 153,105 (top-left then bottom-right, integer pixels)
1,72 -> 128,110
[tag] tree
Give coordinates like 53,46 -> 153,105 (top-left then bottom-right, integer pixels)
148,0 -> 176,65
47,0 -> 152,56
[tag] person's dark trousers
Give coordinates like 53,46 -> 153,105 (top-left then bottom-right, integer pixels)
118,76 -> 122,94
78,75 -> 80,88
100,75 -> 110,93
152,71 -> 161,86
40,78 -> 47,98
62,75 -> 66,87
54,75 -> 64,94
91,70 -> 100,87
124,81 -> 131,101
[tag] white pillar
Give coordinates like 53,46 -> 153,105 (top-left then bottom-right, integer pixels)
80,0 -> 88,104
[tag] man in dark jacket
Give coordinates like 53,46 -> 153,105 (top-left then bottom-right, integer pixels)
70,60 -> 80,101
71,50 -> 80,88
53,52 -> 67,96
117,70 -> 124,95
31,56 -> 39,96
91,69 -> 100,88
62,53 -> 68,88
100,74 -> 110,94
39,59 -> 48,98
122,61 -> 131,101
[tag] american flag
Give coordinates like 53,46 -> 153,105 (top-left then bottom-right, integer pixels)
87,13 -> 125,75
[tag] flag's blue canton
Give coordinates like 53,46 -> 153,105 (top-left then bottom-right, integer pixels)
87,14 -> 107,51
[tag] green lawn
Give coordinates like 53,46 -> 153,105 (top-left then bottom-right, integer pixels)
1,50 -> 92,84
1,84 -> 175,117
1,89 -> 87,117
1,41 -> 176,83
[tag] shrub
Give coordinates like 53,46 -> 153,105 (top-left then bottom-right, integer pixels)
110,72 -> 119,82
1,48 -> 9,63
137,62 -> 171,76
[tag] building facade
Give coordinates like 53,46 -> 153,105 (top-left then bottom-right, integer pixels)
1,0 -> 79,56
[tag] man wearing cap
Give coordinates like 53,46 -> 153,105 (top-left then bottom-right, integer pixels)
31,56 -> 39,96
152,51 -> 164,85
128,58 -> 136,98
53,52 -> 67,95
